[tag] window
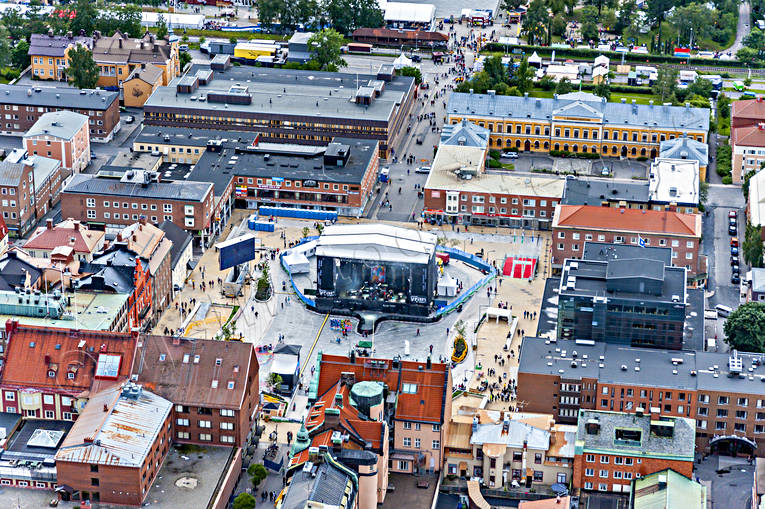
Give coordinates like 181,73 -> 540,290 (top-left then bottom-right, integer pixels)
402,383 -> 417,393
176,418 -> 189,426
220,409 -> 235,417
175,405 -> 187,413
719,396 -> 729,405
599,469 -> 609,478
432,424 -> 440,432
400,461 -> 410,470
432,440 -> 440,449
600,456 -> 609,463
220,422 -> 234,430
736,410 -> 748,419
585,468 -> 595,476
717,409 -> 728,418
91,478 -> 99,487
198,420 -> 211,428
177,431 -> 190,439
534,453 -> 542,464
87,210 -> 96,219
221,435 -> 235,444
513,451 -> 523,462
533,471 -> 544,482
163,204 -> 172,213
199,433 -> 212,441
739,398 -> 749,406
586,454 -> 595,462
414,438 -> 421,448
403,437 -> 412,447
403,422 -> 412,430
86,198 -> 95,207
613,471 -> 622,479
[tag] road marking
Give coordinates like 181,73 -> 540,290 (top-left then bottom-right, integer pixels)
298,313 -> 329,380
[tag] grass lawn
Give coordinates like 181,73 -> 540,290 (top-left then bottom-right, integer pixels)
528,88 -> 660,105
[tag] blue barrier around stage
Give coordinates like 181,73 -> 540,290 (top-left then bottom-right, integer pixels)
279,237 -> 319,308
259,206 -> 338,222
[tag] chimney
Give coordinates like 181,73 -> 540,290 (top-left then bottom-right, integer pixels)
73,221 -> 79,231
118,39 -> 122,49
116,233 -> 122,242
46,218 -> 53,230
103,404 -> 108,412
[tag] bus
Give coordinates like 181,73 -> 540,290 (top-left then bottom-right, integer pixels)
346,42 -> 372,53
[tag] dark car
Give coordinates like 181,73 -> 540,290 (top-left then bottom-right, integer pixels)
731,246 -> 739,256
732,264 -> 740,274
729,224 -> 737,235
732,273 -> 741,284
731,256 -> 739,266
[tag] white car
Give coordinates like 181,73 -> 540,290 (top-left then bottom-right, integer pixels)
415,166 -> 431,174
501,152 -> 518,159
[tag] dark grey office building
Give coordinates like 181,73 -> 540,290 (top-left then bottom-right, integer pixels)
557,242 -> 688,350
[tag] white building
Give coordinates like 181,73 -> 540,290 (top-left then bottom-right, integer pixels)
648,158 -> 699,212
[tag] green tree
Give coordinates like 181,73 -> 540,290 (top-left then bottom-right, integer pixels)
579,5 -> 600,25
699,180 -> 709,208
70,0 -> 98,38
0,27 -> 11,70
651,67 -> 677,103
646,0 -> 673,52
555,77 -> 573,94
179,51 -> 192,70
483,55 -> 507,85
501,0 -> 525,10
248,463 -> 269,488
65,44 -> 99,89
511,57 -> 534,94
584,0 -> 615,17
581,20 -> 599,41
615,0 -> 637,33
718,94 -> 731,119
593,82 -> 611,99
724,302 -> 765,352
155,14 -> 168,40
257,0 -> 281,28
687,77 -> 713,98
399,66 -> 422,84
232,493 -> 257,509
2,9 -> 29,41
744,221 -> 765,268
671,3 -> 714,45
229,36 -> 239,44
11,40 -> 30,70
522,0 -> 548,45
268,372 -> 284,390
308,29 -> 346,71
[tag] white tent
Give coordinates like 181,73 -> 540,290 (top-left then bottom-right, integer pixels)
284,252 -> 310,274
527,51 -> 542,67
437,275 -> 457,297
594,55 -> 610,68
393,53 -> 414,70
384,2 -> 436,25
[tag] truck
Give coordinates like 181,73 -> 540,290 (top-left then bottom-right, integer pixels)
733,80 -> 745,92
233,42 -> 278,62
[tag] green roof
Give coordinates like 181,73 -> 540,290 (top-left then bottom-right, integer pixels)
632,469 -> 706,509
0,292 -> 129,331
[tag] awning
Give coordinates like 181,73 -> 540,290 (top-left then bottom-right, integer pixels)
391,452 -> 416,461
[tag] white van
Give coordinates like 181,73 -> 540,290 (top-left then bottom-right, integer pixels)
715,304 -> 733,317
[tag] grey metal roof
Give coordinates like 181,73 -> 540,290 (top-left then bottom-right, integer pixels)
144,64 -> 415,124
448,92 -> 710,131
440,119 -> 490,148
0,84 -> 118,110
63,172 -> 212,203
582,241 -> 672,265
576,409 -> 696,460
471,420 -> 550,450
605,258 -> 665,281
0,160 -> 24,187
561,177 -> 650,206
158,220 -> 192,270
659,135 -> 709,166
24,111 -> 88,140
281,458 -> 356,509
28,33 -> 93,57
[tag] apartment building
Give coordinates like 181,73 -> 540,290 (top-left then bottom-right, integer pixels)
28,31 -> 93,81
91,30 -> 179,90
158,220 -> 192,298
447,91 -> 709,159
732,123 -> 765,184
131,334 -> 260,448
0,149 -> 62,237
61,169 -> 215,245
143,64 -> 415,158
518,337 -> 765,456
552,204 -> 705,284
55,382 -> 172,506
0,85 -> 119,142
133,126 -> 260,165
658,135 -> 709,182
24,218 -> 105,262
423,119 -> 564,228
0,321 -> 138,420
572,410 -> 695,493
122,64 -> 164,108
557,243 -> 689,350
23,111 -> 90,175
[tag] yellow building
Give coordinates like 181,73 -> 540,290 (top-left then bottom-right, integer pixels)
28,32 -> 94,81
446,91 -> 709,159
122,64 -> 164,108
92,30 -> 179,90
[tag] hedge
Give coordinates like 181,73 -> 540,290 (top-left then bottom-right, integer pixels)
483,43 -> 762,69
549,150 -> 600,159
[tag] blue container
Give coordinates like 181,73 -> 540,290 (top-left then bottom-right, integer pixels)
247,214 -> 257,230
253,221 -> 275,232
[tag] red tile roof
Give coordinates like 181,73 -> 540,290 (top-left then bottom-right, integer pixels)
24,219 -> 105,255
732,98 -> 765,123
353,28 -> 449,43
0,321 -> 137,394
732,124 -> 765,148
553,204 -> 701,237
316,353 -> 450,423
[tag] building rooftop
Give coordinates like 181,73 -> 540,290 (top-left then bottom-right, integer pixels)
752,267 -> 765,294
28,33 -> 93,57
125,63 -> 164,85
0,84 -> 118,110
131,335 -> 257,410
56,382 -> 172,468
561,177 -> 650,206
316,223 -> 437,265
0,250 -> 42,289
281,454 -> 358,509
118,220 -> 170,267
470,415 -> 551,452
158,220 -> 192,270
24,110 -> 89,140
575,410 -> 696,461
731,97 -> 765,122
188,136 -> 378,198
63,171 -> 212,203
0,290 -> 130,331
633,469 -> 707,509
553,205 -> 701,237
749,169 -> 765,227
581,241 -> 672,265
733,123 -> 765,148
3,418 -> 73,463
25,218 -> 105,255
2,321 -> 137,394
659,136 -> 709,167
649,159 -> 699,206
448,91 -> 710,131
426,147 -> 565,198
135,125 -> 260,149
440,119 -> 490,148
0,149 -> 60,190
144,64 -> 415,123
92,30 -> 173,65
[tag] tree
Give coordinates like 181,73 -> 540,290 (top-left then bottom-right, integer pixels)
717,93 -> 731,119
302,226 -> 310,238
651,67 -> 677,103
580,20 -> 599,41
70,0 -> 98,38
483,56 -> 507,85
11,40 -> 30,70
646,0 -> 673,51
247,463 -> 269,488
687,77 -> 713,98
724,302 -> 765,352
66,44 -> 99,89
155,14 -> 168,40
585,0 -> 615,17
179,51 -> 192,71
511,57 -> 534,94
399,66 -> 422,84
0,27 -> 11,70
555,77 -> 573,94
268,372 -> 283,390
699,180 -> 709,208
522,0 -> 548,45
232,493 -> 256,509
744,221 -> 765,268
593,82 -> 611,99
257,0 -> 281,29
501,0 -> 525,10
308,29 -> 346,71
615,0 -> 637,33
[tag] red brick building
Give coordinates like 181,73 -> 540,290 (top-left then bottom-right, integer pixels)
572,410 -> 695,494
55,382 -> 173,506
0,321 -> 138,420
552,204 -> 705,282
131,334 -> 260,448
23,110 -> 91,175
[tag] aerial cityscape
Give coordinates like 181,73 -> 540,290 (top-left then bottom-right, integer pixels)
0,0 -> 763,507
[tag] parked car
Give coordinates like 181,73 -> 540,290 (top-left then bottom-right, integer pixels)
90,151 -> 96,159
124,115 -> 135,124
600,167 -> 611,176
415,166 -> 431,174
729,210 -> 737,219
731,246 -> 739,256
501,152 -> 518,159
179,44 -> 189,52
732,273 -> 741,284
731,237 -> 739,247
731,255 -> 739,266
732,264 -> 740,274
729,224 -> 737,235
